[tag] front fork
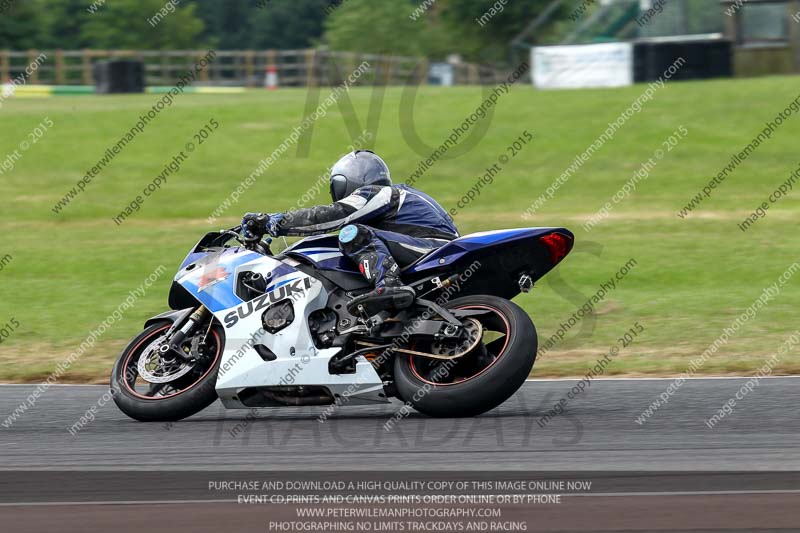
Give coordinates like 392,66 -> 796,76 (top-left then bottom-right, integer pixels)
161,306 -> 211,362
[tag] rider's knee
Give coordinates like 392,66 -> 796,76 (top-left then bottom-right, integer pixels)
339,224 -> 359,245
338,224 -> 370,252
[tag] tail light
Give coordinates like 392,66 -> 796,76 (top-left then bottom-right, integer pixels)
539,233 -> 572,265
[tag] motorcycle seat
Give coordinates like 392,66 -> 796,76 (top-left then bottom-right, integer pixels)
400,247 -> 440,273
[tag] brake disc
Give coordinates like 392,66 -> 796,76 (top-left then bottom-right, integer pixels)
137,335 -> 195,384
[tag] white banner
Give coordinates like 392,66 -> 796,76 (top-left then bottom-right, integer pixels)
532,42 -> 633,90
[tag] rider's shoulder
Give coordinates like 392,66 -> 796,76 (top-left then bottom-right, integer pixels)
352,184 -> 394,197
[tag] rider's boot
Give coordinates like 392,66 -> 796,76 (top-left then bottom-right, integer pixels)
346,256 -> 415,315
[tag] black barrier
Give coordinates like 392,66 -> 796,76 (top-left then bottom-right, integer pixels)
634,39 -> 733,83
93,60 -> 145,94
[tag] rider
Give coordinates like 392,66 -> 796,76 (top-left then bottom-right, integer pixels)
241,150 -> 459,313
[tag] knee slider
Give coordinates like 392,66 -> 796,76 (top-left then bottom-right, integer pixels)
339,224 -> 359,244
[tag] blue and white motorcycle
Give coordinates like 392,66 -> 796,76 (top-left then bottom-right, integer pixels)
111,223 -> 573,421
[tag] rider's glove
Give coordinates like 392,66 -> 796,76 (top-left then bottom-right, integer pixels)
241,212 -> 269,242
266,213 -> 285,237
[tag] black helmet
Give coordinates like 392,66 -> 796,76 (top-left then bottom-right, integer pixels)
329,150 -> 392,202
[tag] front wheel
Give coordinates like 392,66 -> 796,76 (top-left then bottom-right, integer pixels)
394,295 -> 537,417
110,321 -> 225,422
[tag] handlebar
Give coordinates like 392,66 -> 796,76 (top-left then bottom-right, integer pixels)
204,225 -> 272,255
229,224 -> 273,255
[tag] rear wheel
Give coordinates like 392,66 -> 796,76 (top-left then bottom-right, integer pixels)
110,321 -> 224,422
393,295 -> 537,417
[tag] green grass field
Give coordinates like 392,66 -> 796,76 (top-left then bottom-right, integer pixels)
1,76 -> 799,382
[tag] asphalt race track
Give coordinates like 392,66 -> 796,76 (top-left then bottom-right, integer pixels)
1,378 -> 798,532
1,378 -> 798,470
0,378 -> 800,470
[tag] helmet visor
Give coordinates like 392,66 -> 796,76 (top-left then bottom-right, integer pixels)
330,175 -> 348,202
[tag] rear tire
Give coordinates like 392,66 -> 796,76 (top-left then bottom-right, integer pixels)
394,295 -> 537,417
110,322 -> 224,422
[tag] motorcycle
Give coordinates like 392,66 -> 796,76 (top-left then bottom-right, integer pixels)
111,223 -> 573,421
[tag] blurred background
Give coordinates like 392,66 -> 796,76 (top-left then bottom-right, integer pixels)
1,0 -> 799,84
0,0 -> 798,382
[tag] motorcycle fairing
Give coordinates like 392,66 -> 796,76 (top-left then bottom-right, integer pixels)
173,247 -> 263,313
285,227 -> 571,270
211,266 -> 386,409
404,227 -> 572,273
173,244 -> 385,408
283,234 -> 357,274
284,227 -> 573,290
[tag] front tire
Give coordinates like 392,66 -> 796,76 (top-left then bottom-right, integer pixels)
394,295 -> 537,417
110,321 -> 224,422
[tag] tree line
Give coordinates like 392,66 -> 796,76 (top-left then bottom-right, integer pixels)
0,0 -> 567,63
